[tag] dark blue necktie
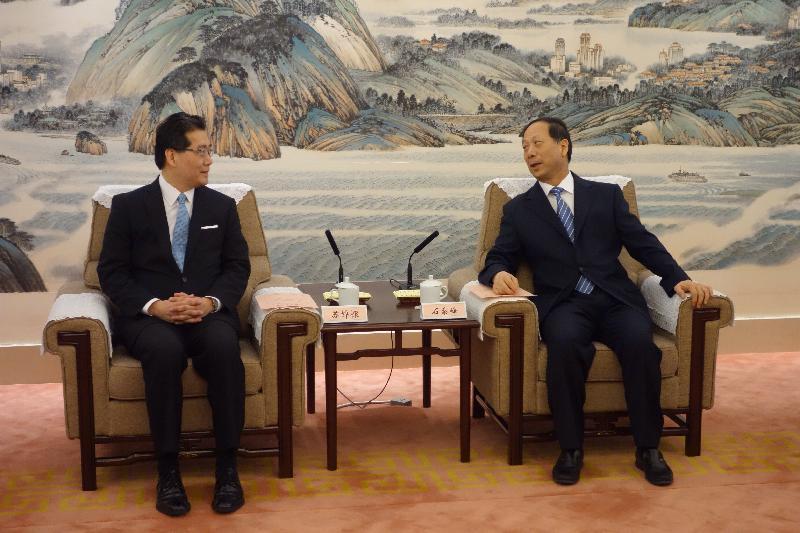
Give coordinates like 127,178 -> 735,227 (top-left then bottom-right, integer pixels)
551,186 -> 594,295
172,193 -> 189,271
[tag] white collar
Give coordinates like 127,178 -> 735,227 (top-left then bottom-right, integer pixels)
158,175 -> 195,206
539,171 -> 574,197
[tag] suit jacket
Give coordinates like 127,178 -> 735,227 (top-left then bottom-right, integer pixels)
478,174 -> 688,323
97,178 -> 250,342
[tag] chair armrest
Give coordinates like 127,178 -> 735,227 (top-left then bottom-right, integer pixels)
250,285 -> 320,345
43,289 -> 112,356
458,280 -> 541,419
458,280 -> 538,339
42,286 -> 113,439
638,273 -> 734,334
249,286 -> 321,426
639,272 -> 734,410
448,266 -> 478,302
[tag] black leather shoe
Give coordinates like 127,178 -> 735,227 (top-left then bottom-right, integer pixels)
636,448 -> 674,486
156,468 -> 191,517
212,467 -> 245,514
552,449 -> 583,485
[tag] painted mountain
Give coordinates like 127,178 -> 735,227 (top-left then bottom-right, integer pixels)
0,237 -> 46,293
629,0 -> 797,33
68,0 -> 384,103
68,0 -> 456,159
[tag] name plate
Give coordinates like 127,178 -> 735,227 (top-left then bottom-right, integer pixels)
420,301 -> 467,320
321,305 -> 369,323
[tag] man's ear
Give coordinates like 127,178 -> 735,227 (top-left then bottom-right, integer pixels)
560,139 -> 569,158
164,148 -> 176,168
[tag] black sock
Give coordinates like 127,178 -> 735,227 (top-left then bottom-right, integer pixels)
216,449 -> 237,474
157,453 -> 179,476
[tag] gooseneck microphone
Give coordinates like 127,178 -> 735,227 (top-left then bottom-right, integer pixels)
325,229 -> 344,283
406,230 -> 439,289
414,230 -> 440,254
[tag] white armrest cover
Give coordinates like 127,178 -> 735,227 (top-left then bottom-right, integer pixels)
43,292 -> 112,355
459,280 -> 534,340
640,275 -> 731,333
249,286 -> 321,346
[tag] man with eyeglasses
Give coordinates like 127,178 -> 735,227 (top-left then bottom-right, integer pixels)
98,112 -> 250,516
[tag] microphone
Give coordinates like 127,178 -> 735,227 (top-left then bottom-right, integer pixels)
406,231 -> 439,289
325,229 -> 340,256
324,229 -> 344,283
414,230 -> 439,254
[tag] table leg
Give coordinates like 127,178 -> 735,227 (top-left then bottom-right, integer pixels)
323,331 -> 338,471
306,343 -> 315,414
422,329 -> 432,408
460,327 -> 472,463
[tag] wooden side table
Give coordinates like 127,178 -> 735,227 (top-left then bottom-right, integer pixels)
298,281 -> 479,471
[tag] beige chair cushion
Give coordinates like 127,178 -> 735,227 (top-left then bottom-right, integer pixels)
83,188 -> 271,335
536,331 -> 678,382
108,340 -> 262,400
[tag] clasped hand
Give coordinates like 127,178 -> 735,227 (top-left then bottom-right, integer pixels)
150,292 -> 214,324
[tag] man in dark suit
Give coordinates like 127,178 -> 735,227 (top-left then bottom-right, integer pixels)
98,112 -> 250,516
478,117 -> 712,486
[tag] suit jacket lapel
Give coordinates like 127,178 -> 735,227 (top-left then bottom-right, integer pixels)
144,178 -> 179,272
572,174 -> 594,241
525,181 -> 571,243
183,185 -> 206,268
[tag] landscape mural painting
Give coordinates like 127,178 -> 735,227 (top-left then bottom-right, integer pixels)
0,0 -> 799,320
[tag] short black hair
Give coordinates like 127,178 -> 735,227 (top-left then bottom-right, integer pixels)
519,116 -> 572,162
154,112 -> 206,169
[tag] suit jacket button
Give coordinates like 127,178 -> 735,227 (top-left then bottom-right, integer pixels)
181,276 -> 188,283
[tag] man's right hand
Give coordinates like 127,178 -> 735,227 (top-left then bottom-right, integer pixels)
492,271 -> 520,295
149,298 -> 204,324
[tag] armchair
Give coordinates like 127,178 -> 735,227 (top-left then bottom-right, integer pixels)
448,177 -> 734,465
43,184 -> 320,490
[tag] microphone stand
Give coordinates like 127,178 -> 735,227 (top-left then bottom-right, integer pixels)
405,251 -> 417,290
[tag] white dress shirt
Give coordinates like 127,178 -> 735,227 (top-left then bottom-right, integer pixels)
142,176 -> 219,316
538,171 -> 575,214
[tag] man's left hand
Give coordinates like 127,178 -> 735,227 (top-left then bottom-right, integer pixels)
169,292 -> 214,323
673,280 -> 712,309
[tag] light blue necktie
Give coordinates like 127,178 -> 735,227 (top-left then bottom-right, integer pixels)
172,193 -> 189,272
551,186 -> 594,295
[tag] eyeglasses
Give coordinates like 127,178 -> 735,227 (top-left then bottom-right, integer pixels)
177,146 -> 214,157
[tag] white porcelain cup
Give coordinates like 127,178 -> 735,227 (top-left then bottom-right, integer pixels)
336,277 -> 359,306
420,275 -> 448,304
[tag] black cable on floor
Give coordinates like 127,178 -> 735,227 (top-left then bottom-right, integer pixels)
336,331 -> 396,409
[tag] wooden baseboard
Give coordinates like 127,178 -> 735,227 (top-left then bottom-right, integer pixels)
0,345 -> 62,385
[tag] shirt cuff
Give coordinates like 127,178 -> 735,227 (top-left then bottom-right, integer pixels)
142,298 -> 159,315
206,296 -> 221,313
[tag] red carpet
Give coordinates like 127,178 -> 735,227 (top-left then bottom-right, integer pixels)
1,352 -> 799,531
